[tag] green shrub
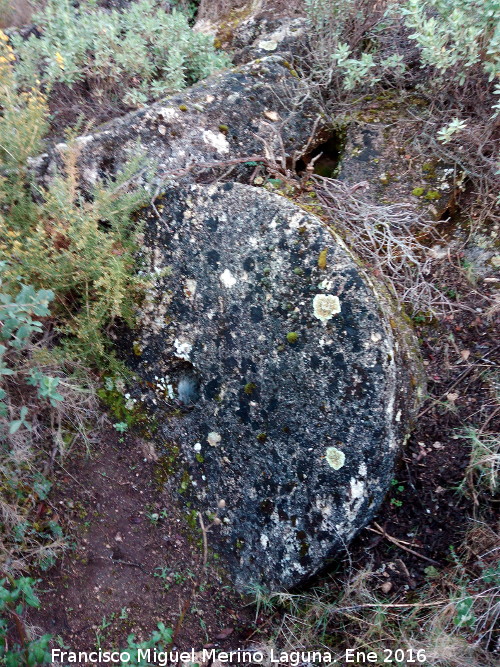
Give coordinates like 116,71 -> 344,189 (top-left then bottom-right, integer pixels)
10,0 -> 230,107
0,37 -> 153,366
304,0 -> 405,92
304,0 -> 499,112
0,576 -> 52,666
0,18 -> 158,573
401,0 -> 500,91
303,0 -> 498,206
0,152 -> 153,365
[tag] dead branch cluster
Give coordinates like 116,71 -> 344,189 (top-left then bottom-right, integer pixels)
311,175 -> 461,315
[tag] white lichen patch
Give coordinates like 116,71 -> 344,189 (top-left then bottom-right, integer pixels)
345,478 -> 366,522
325,447 -> 345,470
76,134 -> 94,146
315,498 -> 332,517
313,294 -> 341,323
292,562 -> 306,574
288,212 -> 303,230
428,245 -> 448,260
258,39 -> 278,51
350,478 -> 365,500
157,107 -> 178,121
202,129 -> 229,154
264,110 -> 280,122
486,253 -> 499,267
207,431 -> 221,447
82,166 -> 99,185
173,338 -> 192,361
184,279 -> 197,299
219,269 -> 236,288
260,534 -> 269,549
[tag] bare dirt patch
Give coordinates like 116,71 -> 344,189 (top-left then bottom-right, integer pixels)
29,428 -> 255,650
351,301 -> 499,586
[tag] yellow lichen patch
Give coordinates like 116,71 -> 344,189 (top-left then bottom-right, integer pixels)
325,447 -> 345,470
318,248 -> 328,270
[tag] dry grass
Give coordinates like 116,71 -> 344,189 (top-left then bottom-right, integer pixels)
311,175 -> 460,316
0,350 -> 100,573
196,0 -> 304,25
406,106 -> 500,226
460,429 -> 500,502
196,0 -> 250,23
249,525 -> 500,666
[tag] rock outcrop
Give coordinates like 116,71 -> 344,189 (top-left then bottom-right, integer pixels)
131,182 -> 423,590
28,24 -> 424,589
32,56 -> 323,191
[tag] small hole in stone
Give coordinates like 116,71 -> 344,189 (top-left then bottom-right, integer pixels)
99,155 -> 116,181
295,130 -> 347,178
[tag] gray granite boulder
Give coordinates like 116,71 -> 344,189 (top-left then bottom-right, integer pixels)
132,182 -> 423,591
32,56 -> 323,191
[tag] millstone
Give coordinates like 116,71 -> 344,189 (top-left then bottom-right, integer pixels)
134,182 -> 421,590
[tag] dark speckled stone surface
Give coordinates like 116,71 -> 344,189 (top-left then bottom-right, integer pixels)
134,183 -> 422,590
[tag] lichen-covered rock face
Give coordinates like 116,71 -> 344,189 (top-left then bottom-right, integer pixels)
133,183 -> 421,591
33,56 -> 322,191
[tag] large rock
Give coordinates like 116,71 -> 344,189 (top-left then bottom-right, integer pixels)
32,56 -> 323,191
131,182 -> 423,590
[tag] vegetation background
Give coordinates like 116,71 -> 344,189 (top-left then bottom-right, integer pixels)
0,0 -> 498,665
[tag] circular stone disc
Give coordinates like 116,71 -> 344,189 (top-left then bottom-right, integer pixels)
136,182 -> 419,590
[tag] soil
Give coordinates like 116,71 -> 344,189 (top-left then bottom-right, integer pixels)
349,295 -> 499,589
29,430 -> 256,651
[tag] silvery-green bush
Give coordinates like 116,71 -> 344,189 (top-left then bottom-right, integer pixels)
401,0 -> 500,116
305,0 -> 500,113
401,0 -> 500,85
11,0 -> 230,106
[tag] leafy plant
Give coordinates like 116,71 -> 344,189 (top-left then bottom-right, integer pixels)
0,576 -> 52,666
305,0 -> 500,110
10,0 -> 230,107
0,269 -> 62,423
400,0 -> 500,92
437,118 -> 469,144
120,623 -> 173,666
